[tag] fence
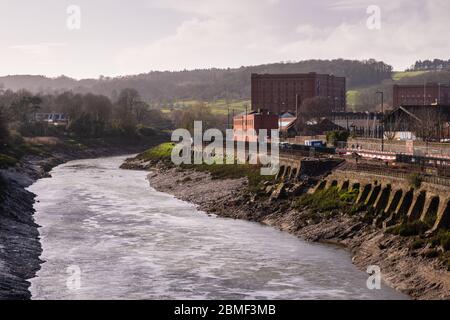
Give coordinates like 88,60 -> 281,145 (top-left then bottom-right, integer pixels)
339,163 -> 450,188
341,139 -> 450,158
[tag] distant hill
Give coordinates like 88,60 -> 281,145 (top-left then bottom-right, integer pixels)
348,70 -> 450,112
0,59 -> 392,105
407,59 -> 450,72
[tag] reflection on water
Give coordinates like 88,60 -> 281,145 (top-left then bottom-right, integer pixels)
28,156 -> 408,300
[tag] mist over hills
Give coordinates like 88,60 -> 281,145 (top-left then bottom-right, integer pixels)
0,59 -> 392,105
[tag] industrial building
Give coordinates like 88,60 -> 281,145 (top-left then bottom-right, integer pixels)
393,83 -> 450,107
232,110 -> 279,142
251,73 -> 346,115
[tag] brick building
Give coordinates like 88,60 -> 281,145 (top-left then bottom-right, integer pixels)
233,110 -> 279,142
384,105 -> 450,140
251,73 -> 346,115
393,83 -> 450,107
331,111 -> 384,138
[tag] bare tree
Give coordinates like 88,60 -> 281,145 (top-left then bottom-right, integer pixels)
115,88 -> 141,130
299,97 -> 331,122
410,107 -> 442,142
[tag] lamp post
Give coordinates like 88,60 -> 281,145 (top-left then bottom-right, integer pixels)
334,97 -> 339,125
376,91 -> 384,152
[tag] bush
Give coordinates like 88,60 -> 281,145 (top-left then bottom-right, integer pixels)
0,108 -> 9,144
326,131 -> 350,147
294,187 -> 345,212
185,162 -> 274,191
136,143 -> 175,162
410,239 -> 425,250
26,122 -> 66,137
348,202 -> 366,215
388,221 -> 429,237
136,125 -> 156,137
407,173 -> 422,189
340,188 -> 359,203
438,232 -> 450,251
0,154 -> 18,169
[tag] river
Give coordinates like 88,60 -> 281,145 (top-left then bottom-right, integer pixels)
28,155 -> 408,300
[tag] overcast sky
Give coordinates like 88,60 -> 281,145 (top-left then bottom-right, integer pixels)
0,0 -> 448,79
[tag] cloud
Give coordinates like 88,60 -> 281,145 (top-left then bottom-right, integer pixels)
148,0 -> 280,16
1,0 -> 448,79
328,0 -> 412,11
2,43 -> 68,72
286,0 -> 450,70
9,42 -> 67,57
114,0 -> 450,74
116,1 -> 283,73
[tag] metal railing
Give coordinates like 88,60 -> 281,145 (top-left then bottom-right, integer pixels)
339,163 -> 450,188
339,140 -> 450,158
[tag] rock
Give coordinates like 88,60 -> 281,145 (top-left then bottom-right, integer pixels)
338,222 -> 364,239
270,183 -> 286,201
286,183 -> 304,197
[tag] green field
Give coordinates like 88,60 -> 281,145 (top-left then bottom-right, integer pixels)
392,71 -> 429,81
346,90 -> 360,111
161,99 -> 250,116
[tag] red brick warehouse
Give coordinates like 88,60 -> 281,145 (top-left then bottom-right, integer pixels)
233,110 -> 279,142
393,83 -> 450,107
251,73 -> 346,115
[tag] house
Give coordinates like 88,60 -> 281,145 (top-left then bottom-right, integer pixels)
331,111 -> 384,138
278,112 -> 297,137
233,110 -> 278,142
383,105 -> 450,141
32,113 -> 69,126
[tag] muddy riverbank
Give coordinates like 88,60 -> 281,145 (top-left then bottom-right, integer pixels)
125,159 -> 449,300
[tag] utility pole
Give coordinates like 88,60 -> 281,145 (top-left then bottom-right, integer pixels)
245,104 -> 248,131
438,83 -> 441,105
423,80 -> 426,106
227,104 -> 230,129
333,97 -> 338,124
376,91 -> 384,152
226,90 -> 230,129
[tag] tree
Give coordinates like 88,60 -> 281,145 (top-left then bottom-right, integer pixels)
326,130 -> 350,147
68,113 -> 94,138
410,107 -> 442,142
82,93 -> 113,137
115,88 -> 141,132
0,106 -> 9,144
0,59 -> 393,103
299,97 -> 331,123
174,103 -> 226,133
55,91 -> 83,121
9,90 -> 42,124
133,100 -> 150,124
